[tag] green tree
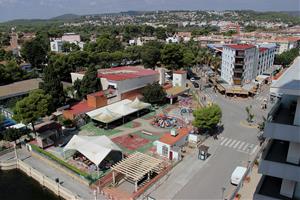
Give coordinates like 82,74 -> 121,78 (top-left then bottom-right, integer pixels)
40,64 -> 65,111
79,66 -> 101,98
161,44 -> 184,70
124,46 -> 142,62
193,104 -> 222,133
2,128 -> 25,142
182,49 -> 196,68
141,45 -> 161,69
245,106 -> 255,123
62,42 -> 80,53
14,89 -> 51,133
21,38 -> 48,69
142,82 -> 166,104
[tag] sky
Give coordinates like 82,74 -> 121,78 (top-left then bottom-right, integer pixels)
0,0 -> 299,22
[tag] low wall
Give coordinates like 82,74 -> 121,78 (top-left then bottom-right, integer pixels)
0,159 -> 17,170
30,150 -> 90,186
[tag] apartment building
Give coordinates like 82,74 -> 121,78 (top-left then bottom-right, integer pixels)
254,57 -> 300,199
50,33 -> 85,52
255,44 -> 277,77
221,44 -> 257,85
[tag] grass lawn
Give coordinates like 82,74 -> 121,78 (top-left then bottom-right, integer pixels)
80,123 -> 121,136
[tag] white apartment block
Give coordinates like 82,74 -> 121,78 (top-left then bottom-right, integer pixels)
221,44 -> 257,85
255,43 -> 277,77
254,57 -> 300,200
221,44 -> 276,86
50,33 -> 85,52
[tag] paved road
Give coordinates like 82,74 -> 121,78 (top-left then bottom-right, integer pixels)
148,83 -> 269,200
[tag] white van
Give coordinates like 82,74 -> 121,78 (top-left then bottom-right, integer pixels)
231,166 -> 247,185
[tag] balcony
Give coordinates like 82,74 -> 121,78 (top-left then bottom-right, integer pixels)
234,62 -> 244,66
233,68 -> 243,73
254,175 -> 294,200
236,51 -> 245,57
264,102 -> 300,143
258,140 -> 300,182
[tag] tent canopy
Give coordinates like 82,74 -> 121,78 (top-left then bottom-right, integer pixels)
86,98 -> 151,124
128,97 -> 151,110
63,135 -> 121,166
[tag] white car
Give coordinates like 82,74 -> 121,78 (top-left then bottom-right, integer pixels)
190,77 -> 196,82
231,166 -> 247,185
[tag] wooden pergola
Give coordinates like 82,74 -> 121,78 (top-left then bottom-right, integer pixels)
111,152 -> 164,192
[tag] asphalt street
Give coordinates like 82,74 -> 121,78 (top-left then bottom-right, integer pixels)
149,81 -> 269,200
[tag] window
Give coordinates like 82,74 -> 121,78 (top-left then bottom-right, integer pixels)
162,145 -> 168,156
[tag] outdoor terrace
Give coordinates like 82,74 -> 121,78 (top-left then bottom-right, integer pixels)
259,140 -> 300,182
264,102 -> 300,143
254,175 -> 293,200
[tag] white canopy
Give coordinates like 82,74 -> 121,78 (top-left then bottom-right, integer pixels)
63,135 -> 121,166
128,97 -> 151,110
93,108 -> 122,123
86,99 -> 151,124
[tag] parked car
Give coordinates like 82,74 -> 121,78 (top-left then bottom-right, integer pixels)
190,77 -> 196,82
231,166 -> 247,185
192,82 -> 199,88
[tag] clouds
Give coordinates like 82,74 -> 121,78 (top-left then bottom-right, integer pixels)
0,0 -> 299,22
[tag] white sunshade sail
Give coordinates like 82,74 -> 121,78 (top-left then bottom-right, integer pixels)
128,97 -> 151,110
63,135 -> 121,166
86,99 -> 151,124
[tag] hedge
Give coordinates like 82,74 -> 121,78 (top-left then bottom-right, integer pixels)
30,144 -> 90,179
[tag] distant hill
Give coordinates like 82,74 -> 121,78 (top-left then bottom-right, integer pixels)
281,11 -> 300,17
50,14 -> 81,20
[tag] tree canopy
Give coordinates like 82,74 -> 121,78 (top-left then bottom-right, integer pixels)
142,82 -> 166,104
161,44 -> 184,69
193,104 -> 222,133
78,66 -> 102,98
14,89 -> 51,132
40,64 -> 65,111
21,37 -> 48,69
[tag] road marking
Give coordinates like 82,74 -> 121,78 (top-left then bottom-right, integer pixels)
233,141 -> 241,149
251,145 -> 259,154
224,139 -> 233,146
220,138 -> 229,146
227,140 -> 237,148
238,142 -> 245,150
242,143 -> 250,151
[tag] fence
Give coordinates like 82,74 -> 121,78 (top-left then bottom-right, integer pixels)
227,139 -> 269,200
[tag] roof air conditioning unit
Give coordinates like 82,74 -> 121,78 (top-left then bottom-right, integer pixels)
170,129 -> 178,137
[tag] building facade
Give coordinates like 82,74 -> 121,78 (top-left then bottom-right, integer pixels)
254,57 -> 300,199
255,44 -> 277,77
221,44 -> 257,85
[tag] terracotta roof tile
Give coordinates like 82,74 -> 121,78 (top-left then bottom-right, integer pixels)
159,127 -> 190,146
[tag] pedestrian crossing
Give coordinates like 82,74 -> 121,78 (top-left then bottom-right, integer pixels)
218,136 -> 258,155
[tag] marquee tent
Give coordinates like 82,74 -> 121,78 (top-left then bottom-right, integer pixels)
63,135 -> 122,166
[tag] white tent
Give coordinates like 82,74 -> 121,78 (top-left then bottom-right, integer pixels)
63,135 -> 122,166
128,97 -> 151,110
93,108 -> 122,123
114,103 -> 137,116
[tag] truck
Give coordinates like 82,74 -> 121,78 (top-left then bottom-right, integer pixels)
231,166 -> 247,185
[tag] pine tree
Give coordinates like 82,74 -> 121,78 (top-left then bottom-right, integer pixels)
80,66 -> 101,98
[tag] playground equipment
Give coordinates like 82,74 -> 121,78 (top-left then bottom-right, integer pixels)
151,114 -> 178,128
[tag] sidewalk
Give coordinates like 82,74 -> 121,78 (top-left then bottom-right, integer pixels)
238,165 -> 262,199
143,137 -> 218,199
1,148 -> 102,200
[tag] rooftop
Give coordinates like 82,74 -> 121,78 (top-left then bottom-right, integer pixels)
225,44 -> 256,50
159,127 -> 190,146
97,66 -> 159,81
259,47 -> 268,53
270,56 -> 300,96
65,101 -> 95,115
173,70 -> 187,74
0,78 -> 42,100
